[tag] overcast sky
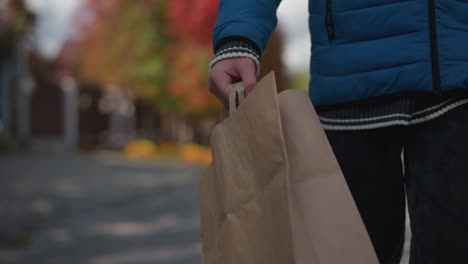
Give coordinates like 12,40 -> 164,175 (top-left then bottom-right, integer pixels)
25,0 -> 310,73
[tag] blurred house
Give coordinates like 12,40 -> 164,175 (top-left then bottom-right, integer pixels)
26,53 -> 72,153
0,39 -> 35,145
55,41 -> 136,151
0,0 -> 35,148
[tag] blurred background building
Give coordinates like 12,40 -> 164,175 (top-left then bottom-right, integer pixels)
0,0 -> 35,148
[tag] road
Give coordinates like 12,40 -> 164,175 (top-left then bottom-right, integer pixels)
0,153 -> 204,264
0,153 -> 410,264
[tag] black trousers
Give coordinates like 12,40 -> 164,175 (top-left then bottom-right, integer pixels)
325,103 -> 468,264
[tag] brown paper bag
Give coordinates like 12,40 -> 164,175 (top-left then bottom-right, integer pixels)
200,72 -> 379,264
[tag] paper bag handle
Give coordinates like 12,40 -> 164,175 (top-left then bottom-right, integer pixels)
229,82 -> 246,115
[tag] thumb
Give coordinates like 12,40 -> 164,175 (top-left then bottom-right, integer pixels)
236,59 -> 257,94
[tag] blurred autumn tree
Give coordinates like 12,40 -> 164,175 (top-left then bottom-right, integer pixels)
75,0 -> 221,120
71,0 -> 287,144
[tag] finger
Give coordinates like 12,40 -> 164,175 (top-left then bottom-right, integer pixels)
210,72 -> 231,107
236,59 -> 257,94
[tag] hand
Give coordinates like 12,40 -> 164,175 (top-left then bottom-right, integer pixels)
209,57 -> 257,108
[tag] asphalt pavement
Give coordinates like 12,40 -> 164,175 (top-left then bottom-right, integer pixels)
0,153 -> 410,264
0,153 -> 204,264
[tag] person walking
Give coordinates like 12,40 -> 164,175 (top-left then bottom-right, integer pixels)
208,1 -> 468,263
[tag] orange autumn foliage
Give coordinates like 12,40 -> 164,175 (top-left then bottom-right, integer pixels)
168,0 -> 219,45
123,140 -> 212,165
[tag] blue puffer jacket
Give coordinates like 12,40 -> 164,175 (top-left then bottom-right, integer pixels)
213,0 -> 468,107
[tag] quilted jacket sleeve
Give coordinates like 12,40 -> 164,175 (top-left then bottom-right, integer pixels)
212,0 -> 282,53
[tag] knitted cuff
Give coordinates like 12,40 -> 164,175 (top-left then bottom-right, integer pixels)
209,39 -> 261,75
